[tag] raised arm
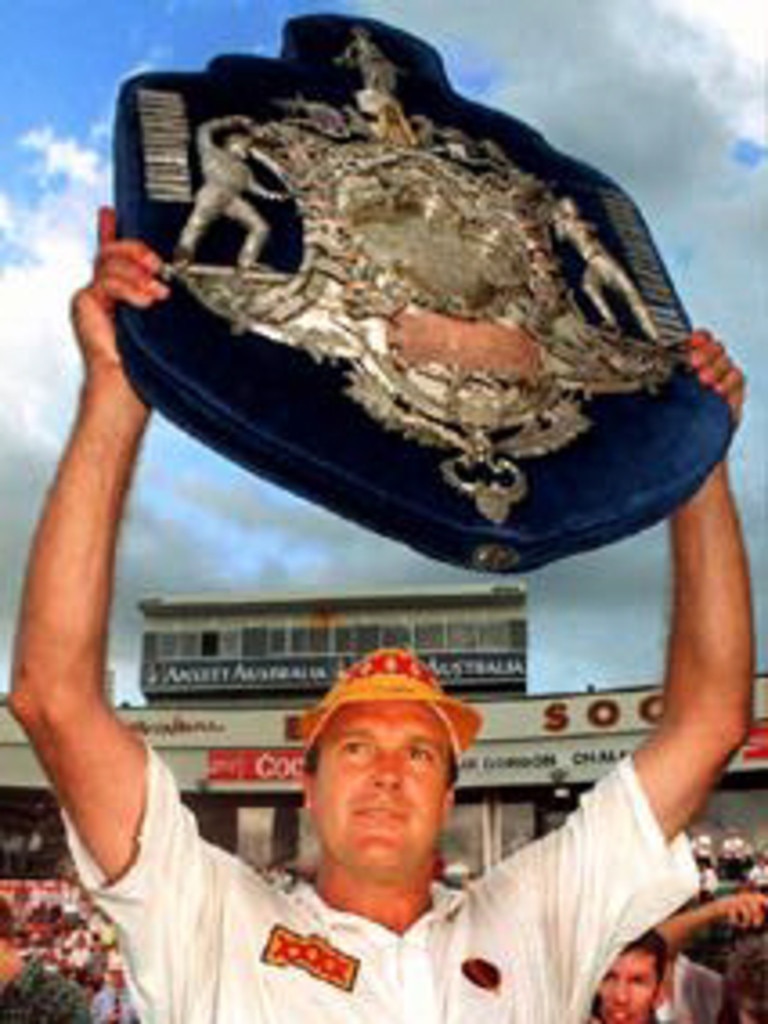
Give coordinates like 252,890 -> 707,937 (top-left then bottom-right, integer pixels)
659,891 -> 768,957
634,330 -> 754,840
10,208 -> 169,882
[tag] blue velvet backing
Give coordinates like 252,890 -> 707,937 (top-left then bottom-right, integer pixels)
113,13 -> 732,572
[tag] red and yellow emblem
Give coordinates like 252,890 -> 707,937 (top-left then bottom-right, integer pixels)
262,925 -> 360,992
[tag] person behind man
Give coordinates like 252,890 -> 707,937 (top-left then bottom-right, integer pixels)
748,855 -> 768,894
720,928 -> 768,1024
9,208 -> 753,1023
0,895 -> 90,1024
657,890 -> 768,1023
90,953 -> 140,1024
592,930 -> 668,1024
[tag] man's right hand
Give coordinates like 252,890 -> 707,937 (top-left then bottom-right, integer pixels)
71,207 -> 169,388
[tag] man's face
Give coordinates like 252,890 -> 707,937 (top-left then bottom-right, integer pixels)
303,701 -> 454,886
597,950 -> 663,1024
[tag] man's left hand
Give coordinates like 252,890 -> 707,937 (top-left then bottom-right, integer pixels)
688,329 -> 745,423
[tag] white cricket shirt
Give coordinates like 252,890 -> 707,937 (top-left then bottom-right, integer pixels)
66,749 -> 696,1024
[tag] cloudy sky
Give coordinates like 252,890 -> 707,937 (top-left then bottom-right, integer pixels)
1,0 -> 765,706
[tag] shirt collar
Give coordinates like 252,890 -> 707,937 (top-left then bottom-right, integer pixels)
291,880 -> 466,945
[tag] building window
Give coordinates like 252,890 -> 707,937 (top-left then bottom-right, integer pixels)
440,801 -> 485,882
509,620 -> 527,647
380,623 -> 411,648
356,624 -> 380,653
335,626 -> 357,653
237,808 -> 276,870
157,632 -> 178,659
290,627 -> 306,653
288,626 -> 331,655
415,621 -> 445,651
446,621 -> 479,650
142,632 -> 158,663
201,631 -> 219,658
268,628 -> 287,655
500,799 -> 536,857
477,620 -> 525,650
220,630 -> 240,658
308,627 -> 329,653
243,628 -> 268,658
177,632 -> 199,659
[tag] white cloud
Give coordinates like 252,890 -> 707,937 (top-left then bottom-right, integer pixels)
655,0 -> 767,68
647,0 -> 767,140
0,136 -> 109,448
20,126 -> 105,188
0,193 -> 13,236
0,131 -> 109,689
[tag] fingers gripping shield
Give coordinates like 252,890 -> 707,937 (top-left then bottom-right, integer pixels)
113,14 -> 732,571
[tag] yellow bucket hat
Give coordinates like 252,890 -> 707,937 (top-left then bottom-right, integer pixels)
299,648 -> 483,757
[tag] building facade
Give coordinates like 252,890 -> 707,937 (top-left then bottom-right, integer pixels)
1,585 -> 766,883
138,584 -> 528,705
2,675 -> 767,883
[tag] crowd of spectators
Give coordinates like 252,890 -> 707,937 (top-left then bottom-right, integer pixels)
2,828 -> 766,1023
693,835 -> 768,899
0,882 -> 139,1022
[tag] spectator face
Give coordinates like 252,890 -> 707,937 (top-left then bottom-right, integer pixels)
108,967 -> 125,989
597,949 -> 663,1024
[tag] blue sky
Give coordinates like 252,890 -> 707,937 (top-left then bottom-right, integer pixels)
1,0 -> 765,705
0,2 -> 328,199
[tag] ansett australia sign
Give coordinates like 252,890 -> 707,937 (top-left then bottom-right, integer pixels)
143,651 -> 526,696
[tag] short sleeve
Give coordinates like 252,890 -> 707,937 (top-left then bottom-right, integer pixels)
63,747 -> 228,1023
472,756 -> 698,1018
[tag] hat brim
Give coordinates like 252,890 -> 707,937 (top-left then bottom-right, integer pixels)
299,682 -> 481,757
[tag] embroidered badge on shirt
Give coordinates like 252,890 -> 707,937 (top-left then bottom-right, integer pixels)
262,924 -> 360,992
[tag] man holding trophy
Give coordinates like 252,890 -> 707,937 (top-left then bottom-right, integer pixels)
10,15 -> 753,1024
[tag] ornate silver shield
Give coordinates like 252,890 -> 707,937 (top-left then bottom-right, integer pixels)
137,26 -> 687,525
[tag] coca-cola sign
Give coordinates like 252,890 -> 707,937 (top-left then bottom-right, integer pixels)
208,748 -> 304,783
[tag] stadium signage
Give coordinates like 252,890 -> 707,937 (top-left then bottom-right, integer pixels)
208,748 -> 305,783
130,715 -> 226,739
542,693 -> 664,733
459,741 -> 638,782
743,724 -> 768,762
143,651 -> 526,694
